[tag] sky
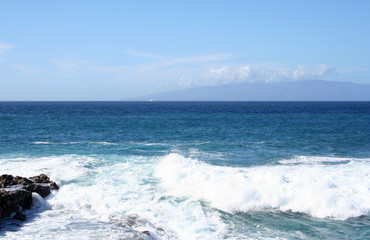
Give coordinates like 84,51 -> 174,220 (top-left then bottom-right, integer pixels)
1,0 -> 370,100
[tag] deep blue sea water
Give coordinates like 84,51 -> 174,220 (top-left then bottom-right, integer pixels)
0,101 -> 369,239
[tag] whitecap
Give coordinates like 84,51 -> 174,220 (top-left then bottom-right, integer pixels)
155,153 -> 370,220
88,141 -> 117,145
33,142 -> 54,145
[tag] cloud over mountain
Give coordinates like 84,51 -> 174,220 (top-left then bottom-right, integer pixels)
198,64 -> 336,87
133,80 -> 370,101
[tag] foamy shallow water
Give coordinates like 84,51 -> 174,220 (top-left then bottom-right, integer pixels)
1,153 -> 369,239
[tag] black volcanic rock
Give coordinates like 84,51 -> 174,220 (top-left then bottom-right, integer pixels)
0,174 -> 59,220
0,189 -> 32,218
30,174 -> 59,190
0,174 -> 33,188
13,211 -> 27,221
25,184 -> 51,198
30,173 -> 50,183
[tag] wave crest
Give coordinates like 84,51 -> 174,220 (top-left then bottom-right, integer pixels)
155,153 -> 370,220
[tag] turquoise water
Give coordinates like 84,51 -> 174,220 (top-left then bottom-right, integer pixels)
1,102 -> 369,239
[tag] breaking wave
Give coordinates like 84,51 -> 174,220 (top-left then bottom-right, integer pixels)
155,154 -> 370,220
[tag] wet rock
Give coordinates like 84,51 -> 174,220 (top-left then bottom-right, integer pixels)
50,182 -> 59,190
25,184 -> 51,198
0,189 -> 32,219
30,174 -> 50,183
0,174 -> 59,220
110,214 -> 160,239
0,174 -> 15,188
30,174 -> 59,190
13,211 -> 26,221
0,174 -> 31,188
14,176 -> 33,186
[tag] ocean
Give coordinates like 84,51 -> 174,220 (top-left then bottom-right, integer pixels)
0,101 -> 369,239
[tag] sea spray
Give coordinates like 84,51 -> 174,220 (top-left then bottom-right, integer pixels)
155,153 -> 370,220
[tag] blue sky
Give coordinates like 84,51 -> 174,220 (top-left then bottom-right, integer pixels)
1,0 -> 370,100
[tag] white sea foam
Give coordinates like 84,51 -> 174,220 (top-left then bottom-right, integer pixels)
33,141 -> 54,144
278,155 -> 370,165
127,141 -> 170,146
32,192 -> 52,211
2,153 -> 369,240
33,141 -> 83,145
88,141 -> 117,145
46,157 -> 224,239
155,153 -> 370,220
0,155 -> 94,184
1,154 -> 225,240
33,141 -> 118,145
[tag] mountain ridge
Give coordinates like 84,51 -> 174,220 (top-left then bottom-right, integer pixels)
127,80 -> 370,101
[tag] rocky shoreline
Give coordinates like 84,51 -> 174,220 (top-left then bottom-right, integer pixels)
0,174 -> 59,221
1,174 -> 156,239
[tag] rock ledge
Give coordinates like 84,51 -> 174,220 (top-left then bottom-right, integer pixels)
0,174 -> 59,221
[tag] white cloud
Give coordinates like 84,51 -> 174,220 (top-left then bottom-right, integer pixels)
238,65 -> 252,80
201,64 -> 336,86
49,52 -> 336,95
205,66 -> 232,80
288,64 -> 336,81
203,65 -> 252,83
74,52 -> 234,85
0,42 -> 15,55
178,75 -> 197,88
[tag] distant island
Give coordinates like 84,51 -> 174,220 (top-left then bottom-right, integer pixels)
129,80 -> 370,101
